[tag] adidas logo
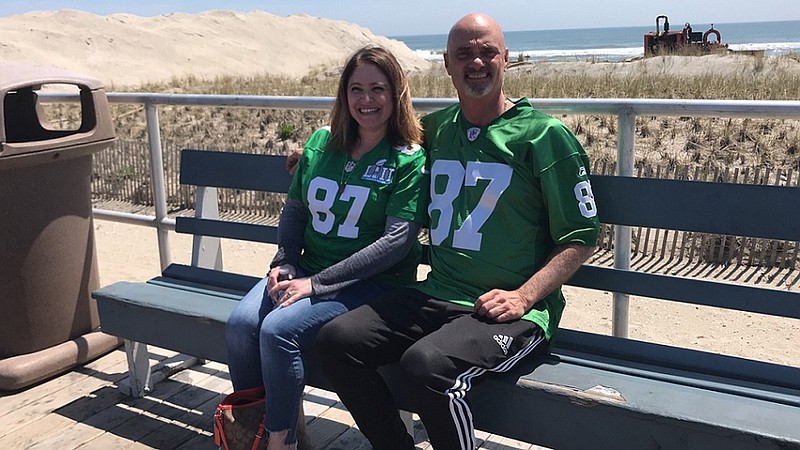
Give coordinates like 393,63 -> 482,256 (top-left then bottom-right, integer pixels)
493,334 -> 512,356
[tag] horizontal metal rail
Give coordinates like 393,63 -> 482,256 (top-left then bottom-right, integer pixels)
39,92 -> 800,336
40,92 -> 800,118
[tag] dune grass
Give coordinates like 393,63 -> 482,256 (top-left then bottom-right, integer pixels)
101,55 -> 800,175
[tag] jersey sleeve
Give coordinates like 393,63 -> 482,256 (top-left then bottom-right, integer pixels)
536,122 -> 601,247
384,145 -> 429,225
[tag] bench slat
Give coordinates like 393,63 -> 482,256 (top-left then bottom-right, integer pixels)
472,350 -> 800,450
180,149 -> 293,192
161,263 -> 261,293
556,329 -> 800,395
569,265 -> 800,319
175,216 -> 278,243
93,281 -> 238,362
592,175 -> 800,240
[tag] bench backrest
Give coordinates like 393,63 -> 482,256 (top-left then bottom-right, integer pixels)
175,148 -> 800,321
175,149 -> 292,246
579,175 -> 800,319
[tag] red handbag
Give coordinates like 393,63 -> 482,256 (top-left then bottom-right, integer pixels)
213,386 -> 266,450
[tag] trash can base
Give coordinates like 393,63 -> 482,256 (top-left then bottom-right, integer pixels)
0,330 -> 122,391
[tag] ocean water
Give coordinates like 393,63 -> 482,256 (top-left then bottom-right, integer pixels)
393,20 -> 800,62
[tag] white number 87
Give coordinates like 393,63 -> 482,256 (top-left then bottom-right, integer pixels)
429,159 -> 597,252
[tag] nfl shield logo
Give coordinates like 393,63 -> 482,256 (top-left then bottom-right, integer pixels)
467,127 -> 481,142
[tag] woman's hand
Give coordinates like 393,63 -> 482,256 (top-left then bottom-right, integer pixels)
266,265 -> 312,307
266,264 -> 295,301
271,277 -> 313,307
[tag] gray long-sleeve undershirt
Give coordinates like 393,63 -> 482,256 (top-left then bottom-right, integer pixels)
270,198 -> 420,297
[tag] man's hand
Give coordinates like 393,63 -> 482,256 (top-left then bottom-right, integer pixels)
478,244 -> 596,322
474,289 -> 531,322
286,147 -> 302,175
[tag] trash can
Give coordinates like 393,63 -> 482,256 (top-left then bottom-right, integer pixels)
0,64 -> 122,390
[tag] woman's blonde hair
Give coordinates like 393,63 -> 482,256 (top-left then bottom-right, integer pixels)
328,45 -> 422,153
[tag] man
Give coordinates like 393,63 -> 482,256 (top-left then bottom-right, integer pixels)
314,13 -> 601,450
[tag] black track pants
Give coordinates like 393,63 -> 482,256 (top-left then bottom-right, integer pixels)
315,286 -> 548,450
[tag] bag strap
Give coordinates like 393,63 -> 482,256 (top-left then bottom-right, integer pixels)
213,408 -> 227,448
250,421 -> 266,450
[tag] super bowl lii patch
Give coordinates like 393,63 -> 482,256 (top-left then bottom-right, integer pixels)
362,162 -> 395,185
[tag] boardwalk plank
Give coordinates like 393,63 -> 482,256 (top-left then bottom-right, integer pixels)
173,433 -> 218,450
0,356 -> 129,443
479,433 -> 536,450
321,426 -> 372,450
134,370 -> 230,449
11,384 -> 130,450
0,347 -> 127,420
413,417 -> 432,449
69,377 -> 205,449
74,431 -> 138,450
31,368 -> 216,449
307,401 -> 356,449
102,368 -> 222,449
302,386 -> 339,417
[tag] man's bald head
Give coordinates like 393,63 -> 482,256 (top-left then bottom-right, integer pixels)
444,13 -> 509,102
447,13 -> 506,52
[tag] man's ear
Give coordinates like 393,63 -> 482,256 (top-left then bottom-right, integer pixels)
443,52 -> 451,75
503,48 -> 510,69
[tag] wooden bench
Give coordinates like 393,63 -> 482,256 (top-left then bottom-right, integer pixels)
93,148 -> 800,449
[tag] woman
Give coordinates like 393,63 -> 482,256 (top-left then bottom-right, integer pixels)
225,46 -> 427,450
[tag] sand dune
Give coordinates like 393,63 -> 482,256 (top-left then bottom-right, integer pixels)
0,9 -> 433,87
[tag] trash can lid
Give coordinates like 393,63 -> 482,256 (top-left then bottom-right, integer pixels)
0,63 -> 115,169
0,63 -> 104,92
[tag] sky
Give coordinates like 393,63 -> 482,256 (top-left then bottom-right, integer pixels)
2,0 -> 799,37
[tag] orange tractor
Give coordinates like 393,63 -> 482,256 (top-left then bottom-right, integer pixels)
644,15 -> 727,55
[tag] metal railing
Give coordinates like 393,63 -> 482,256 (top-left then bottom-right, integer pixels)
39,92 -> 800,337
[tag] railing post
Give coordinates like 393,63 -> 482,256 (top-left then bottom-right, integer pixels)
145,102 -> 172,271
613,110 -> 636,338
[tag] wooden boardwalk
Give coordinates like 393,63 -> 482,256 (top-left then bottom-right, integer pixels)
0,345 -> 546,450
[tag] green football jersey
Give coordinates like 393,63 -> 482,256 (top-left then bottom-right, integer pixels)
417,99 -> 600,341
288,127 -> 428,286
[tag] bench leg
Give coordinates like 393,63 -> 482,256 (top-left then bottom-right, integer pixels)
120,340 -> 153,397
118,339 -> 205,397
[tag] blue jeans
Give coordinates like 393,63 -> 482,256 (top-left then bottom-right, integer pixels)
225,273 -> 384,444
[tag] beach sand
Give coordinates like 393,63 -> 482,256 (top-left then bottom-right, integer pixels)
3,8 -> 795,369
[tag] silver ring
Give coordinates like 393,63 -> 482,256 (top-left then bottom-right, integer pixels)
285,290 -> 293,297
